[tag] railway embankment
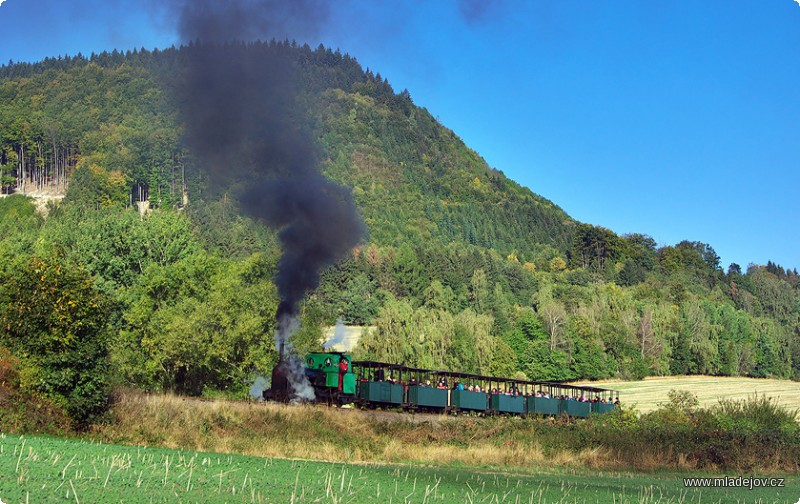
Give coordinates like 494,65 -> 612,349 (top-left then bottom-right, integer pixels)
87,390 -> 800,473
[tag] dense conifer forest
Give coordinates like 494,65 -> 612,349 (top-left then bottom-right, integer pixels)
1,42 -> 798,427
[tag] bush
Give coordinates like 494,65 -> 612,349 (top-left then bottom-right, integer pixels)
595,391 -> 800,470
713,393 -> 798,432
0,256 -> 111,429
0,347 -> 70,433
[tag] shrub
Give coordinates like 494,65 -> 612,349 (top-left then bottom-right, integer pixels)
0,256 -> 111,429
713,393 -> 798,432
601,391 -> 800,470
0,347 -> 70,433
663,389 -> 700,411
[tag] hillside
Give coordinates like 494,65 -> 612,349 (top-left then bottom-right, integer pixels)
0,43 -> 799,427
0,44 -> 573,259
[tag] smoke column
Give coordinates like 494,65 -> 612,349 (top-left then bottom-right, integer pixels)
164,0 -> 364,399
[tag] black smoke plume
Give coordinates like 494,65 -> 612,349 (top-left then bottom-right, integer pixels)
242,173 -> 363,318
162,1 -> 364,378
173,0 -> 330,45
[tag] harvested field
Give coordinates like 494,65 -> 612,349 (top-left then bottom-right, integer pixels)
574,375 -> 800,416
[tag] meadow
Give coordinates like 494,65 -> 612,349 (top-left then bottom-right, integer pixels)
574,376 -> 800,417
1,433 -> 798,504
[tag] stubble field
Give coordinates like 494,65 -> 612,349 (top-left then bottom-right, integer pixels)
574,376 -> 800,417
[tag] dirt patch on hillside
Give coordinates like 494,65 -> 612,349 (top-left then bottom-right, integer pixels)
0,191 -> 64,217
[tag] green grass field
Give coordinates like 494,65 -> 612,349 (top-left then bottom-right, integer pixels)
575,376 -> 800,417
1,433 -> 798,503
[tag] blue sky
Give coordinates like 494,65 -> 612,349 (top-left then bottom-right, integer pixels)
1,0 -> 798,270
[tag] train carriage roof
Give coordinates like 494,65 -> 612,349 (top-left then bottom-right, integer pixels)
351,360 -> 618,395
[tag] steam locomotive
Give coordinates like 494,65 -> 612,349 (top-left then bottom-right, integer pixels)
264,351 -> 357,405
264,351 -> 619,418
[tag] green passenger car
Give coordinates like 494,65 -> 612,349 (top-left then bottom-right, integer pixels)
527,396 -> 561,416
344,360 -> 619,416
489,394 -> 525,414
358,381 -> 404,404
563,400 -> 592,418
592,402 -> 616,415
451,390 -> 488,412
408,386 -> 448,410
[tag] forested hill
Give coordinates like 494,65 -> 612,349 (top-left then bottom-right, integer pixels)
1,43 -> 799,426
0,43 -> 573,258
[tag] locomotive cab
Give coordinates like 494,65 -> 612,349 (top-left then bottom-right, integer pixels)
304,352 -> 356,398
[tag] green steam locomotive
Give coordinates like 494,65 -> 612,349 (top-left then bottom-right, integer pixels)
264,352 -> 357,405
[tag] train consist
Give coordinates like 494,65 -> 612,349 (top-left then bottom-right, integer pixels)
264,351 -> 619,418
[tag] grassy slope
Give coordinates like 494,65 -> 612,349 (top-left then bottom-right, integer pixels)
2,433 -> 798,504
88,392 -> 800,472
93,393 -> 592,468
574,376 -> 800,417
